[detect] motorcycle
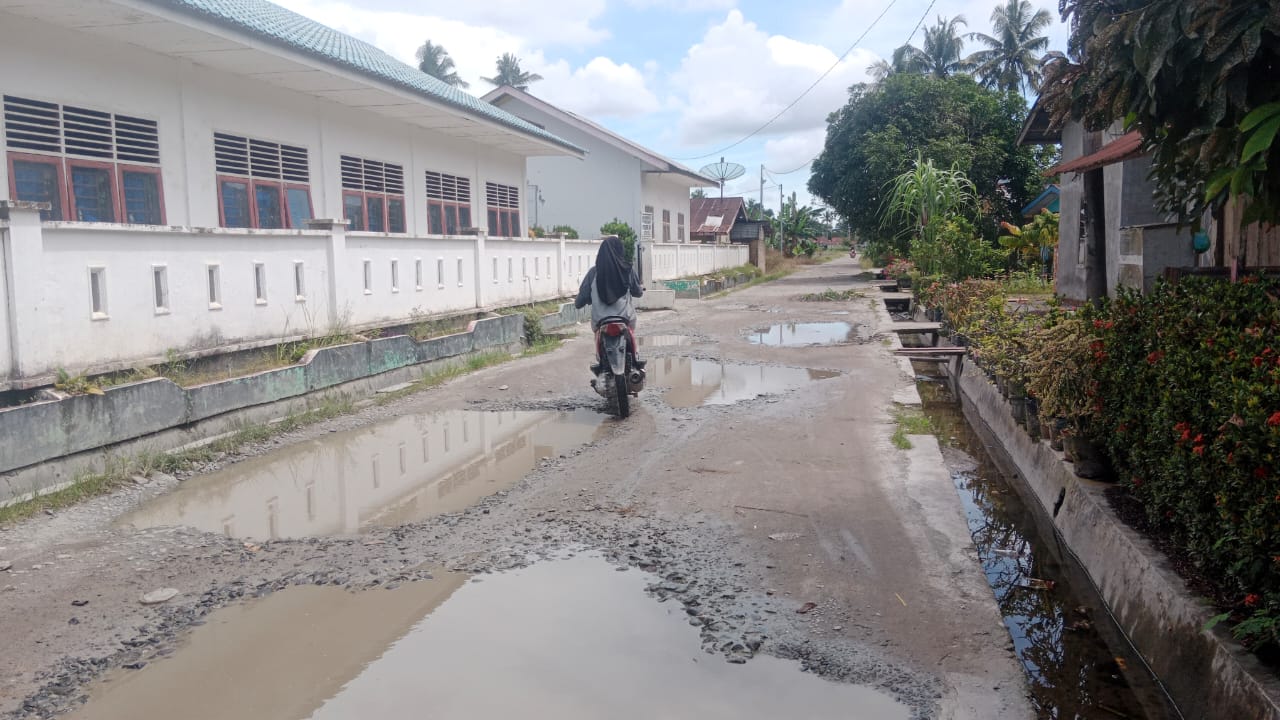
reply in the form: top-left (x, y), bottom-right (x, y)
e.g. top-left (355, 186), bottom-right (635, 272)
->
top-left (589, 316), bottom-right (645, 418)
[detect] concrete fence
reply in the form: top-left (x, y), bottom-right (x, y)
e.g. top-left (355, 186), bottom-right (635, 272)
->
top-left (649, 242), bottom-right (749, 281)
top-left (0, 202), bottom-right (746, 389)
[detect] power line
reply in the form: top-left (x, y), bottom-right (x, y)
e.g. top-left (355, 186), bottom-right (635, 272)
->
top-left (669, 0), bottom-right (902, 162)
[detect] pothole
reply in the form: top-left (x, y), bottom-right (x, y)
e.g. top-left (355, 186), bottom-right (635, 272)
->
top-left (66, 555), bottom-right (908, 720)
top-left (639, 334), bottom-right (695, 347)
top-left (747, 322), bottom-right (863, 347)
top-left (648, 357), bottom-right (838, 408)
top-left (119, 409), bottom-right (606, 540)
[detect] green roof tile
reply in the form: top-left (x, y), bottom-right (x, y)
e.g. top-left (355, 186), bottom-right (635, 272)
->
top-left (156, 0), bottom-right (582, 154)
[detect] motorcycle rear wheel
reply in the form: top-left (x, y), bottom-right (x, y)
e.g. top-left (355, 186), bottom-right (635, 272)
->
top-left (614, 372), bottom-right (630, 418)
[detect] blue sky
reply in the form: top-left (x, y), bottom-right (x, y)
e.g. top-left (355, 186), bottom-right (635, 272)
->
top-left (275, 0), bottom-right (1071, 211)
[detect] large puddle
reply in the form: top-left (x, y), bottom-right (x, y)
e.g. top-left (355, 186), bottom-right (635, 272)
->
top-left (68, 555), bottom-right (909, 720)
top-left (916, 380), bottom-right (1177, 719)
top-left (639, 334), bottom-right (695, 347)
top-left (748, 322), bottom-right (861, 347)
top-left (120, 409), bottom-right (606, 540)
top-left (648, 357), bottom-right (838, 408)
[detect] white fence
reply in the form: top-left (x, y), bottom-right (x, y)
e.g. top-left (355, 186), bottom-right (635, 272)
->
top-left (0, 205), bottom-right (750, 387)
top-left (649, 243), bottom-right (748, 281)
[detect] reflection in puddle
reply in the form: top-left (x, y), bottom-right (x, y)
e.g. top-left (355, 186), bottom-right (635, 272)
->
top-left (121, 409), bottom-right (606, 539)
top-left (639, 334), bottom-right (694, 347)
top-left (649, 357), bottom-right (838, 408)
top-left (69, 556), bottom-right (909, 720)
top-left (917, 382), bottom-right (1176, 719)
top-left (748, 322), bottom-right (860, 346)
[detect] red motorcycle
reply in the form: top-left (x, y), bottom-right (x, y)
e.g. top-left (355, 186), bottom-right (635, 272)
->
top-left (590, 317), bottom-right (645, 418)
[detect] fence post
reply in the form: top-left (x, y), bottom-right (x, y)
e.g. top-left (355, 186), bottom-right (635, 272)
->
top-left (474, 230), bottom-right (488, 309)
top-left (1, 201), bottom-right (48, 379)
top-left (306, 218), bottom-right (348, 330)
top-left (556, 235), bottom-right (568, 296)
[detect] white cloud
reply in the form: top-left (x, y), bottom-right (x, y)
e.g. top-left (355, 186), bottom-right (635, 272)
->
top-left (668, 10), bottom-right (875, 148)
top-left (763, 128), bottom-right (826, 175)
top-left (625, 0), bottom-right (737, 11)
top-left (534, 57), bottom-right (660, 119)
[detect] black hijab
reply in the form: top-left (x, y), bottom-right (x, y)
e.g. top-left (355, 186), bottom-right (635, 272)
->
top-left (595, 235), bottom-right (632, 306)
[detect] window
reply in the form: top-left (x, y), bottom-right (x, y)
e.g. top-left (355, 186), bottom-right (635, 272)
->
top-left (641, 205), bottom-right (654, 241)
top-left (534, 257), bottom-right (540, 279)
top-left (253, 262), bottom-right (267, 304)
top-left (485, 182), bottom-right (520, 238)
top-left (390, 259), bottom-right (400, 293)
top-left (363, 260), bottom-right (373, 294)
top-left (508, 257), bottom-right (514, 283)
top-left (415, 258), bottom-right (424, 290)
top-left (457, 258), bottom-right (464, 287)
top-left (492, 257), bottom-right (499, 283)
top-left (294, 261), bottom-right (306, 301)
top-left (425, 171), bottom-right (471, 235)
top-left (207, 264), bottom-right (222, 309)
top-left (437, 258), bottom-right (445, 288)
top-left (152, 265), bottom-right (169, 313)
top-left (214, 132), bottom-right (310, 229)
top-left (662, 209), bottom-right (671, 242)
top-left (678, 212), bottom-right (686, 241)
top-left (341, 155), bottom-right (405, 232)
top-left (522, 257), bottom-right (527, 279)
top-left (3, 95), bottom-right (164, 224)
top-left (88, 266), bottom-right (107, 318)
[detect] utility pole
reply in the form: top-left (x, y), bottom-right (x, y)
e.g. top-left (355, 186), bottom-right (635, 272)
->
top-left (778, 183), bottom-right (784, 250)
top-left (758, 165), bottom-right (764, 215)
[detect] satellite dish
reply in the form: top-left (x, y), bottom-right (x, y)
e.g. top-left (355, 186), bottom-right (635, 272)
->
top-left (698, 157), bottom-right (746, 198)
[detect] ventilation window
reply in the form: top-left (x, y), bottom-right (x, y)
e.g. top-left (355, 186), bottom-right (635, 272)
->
top-left (88, 266), bottom-right (108, 319)
top-left (214, 132), bottom-right (311, 229)
top-left (152, 265), bottom-right (169, 314)
top-left (485, 182), bottom-right (520, 237)
top-left (341, 155), bottom-right (405, 232)
top-left (3, 95), bottom-right (164, 223)
top-left (415, 258), bottom-right (424, 291)
top-left (493, 257), bottom-right (499, 283)
top-left (437, 258), bottom-right (445, 288)
top-left (363, 259), bottom-right (373, 294)
top-left (294, 261), bottom-right (305, 301)
top-left (508, 257), bottom-right (514, 283)
top-left (207, 264), bottom-right (222, 309)
top-left (457, 258), bottom-right (464, 287)
top-left (390, 259), bottom-right (400, 293)
top-left (253, 262), bottom-right (267, 304)
top-left (425, 171), bottom-right (471, 235)
top-left (534, 256), bottom-right (541, 279)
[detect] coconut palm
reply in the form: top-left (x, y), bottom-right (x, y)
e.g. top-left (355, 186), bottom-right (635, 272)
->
top-left (966, 0), bottom-right (1053, 94)
top-left (481, 53), bottom-right (543, 90)
top-left (415, 41), bottom-right (468, 89)
top-left (901, 16), bottom-right (971, 79)
top-left (867, 46), bottom-right (915, 83)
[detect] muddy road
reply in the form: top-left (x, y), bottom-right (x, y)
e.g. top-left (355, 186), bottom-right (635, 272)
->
top-left (0, 257), bottom-right (1031, 719)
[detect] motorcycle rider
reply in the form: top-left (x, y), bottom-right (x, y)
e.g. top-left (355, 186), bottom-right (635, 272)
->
top-left (575, 234), bottom-right (645, 369)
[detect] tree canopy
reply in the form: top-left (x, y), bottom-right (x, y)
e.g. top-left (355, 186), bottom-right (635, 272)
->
top-left (808, 73), bottom-right (1043, 252)
top-left (1042, 0), bottom-right (1280, 226)
top-left (482, 53), bottom-right (543, 91)
top-left (416, 41), bottom-right (468, 88)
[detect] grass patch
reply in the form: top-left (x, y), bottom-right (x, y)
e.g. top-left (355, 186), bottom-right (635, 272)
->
top-left (799, 288), bottom-right (867, 302)
top-left (0, 397), bottom-right (354, 526)
top-left (891, 408), bottom-right (933, 450)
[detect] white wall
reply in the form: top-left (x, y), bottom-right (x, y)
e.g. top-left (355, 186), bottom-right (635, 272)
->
top-left (641, 174), bottom-right (695, 243)
top-left (0, 15), bottom-right (527, 238)
top-left (650, 243), bottom-right (749, 281)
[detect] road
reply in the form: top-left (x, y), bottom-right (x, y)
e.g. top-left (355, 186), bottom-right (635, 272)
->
top-left (0, 257), bottom-right (1031, 719)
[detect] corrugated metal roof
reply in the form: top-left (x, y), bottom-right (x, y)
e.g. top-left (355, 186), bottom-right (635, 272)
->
top-left (691, 197), bottom-right (745, 234)
top-left (1048, 131), bottom-right (1144, 175)
top-left (157, 0), bottom-right (582, 154)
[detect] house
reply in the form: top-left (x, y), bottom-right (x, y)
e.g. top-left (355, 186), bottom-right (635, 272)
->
top-left (0, 0), bottom-right (598, 387)
top-left (1021, 185), bottom-right (1060, 218)
top-left (481, 86), bottom-right (715, 243)
top-left (689, 196), bottom-right (771, 245)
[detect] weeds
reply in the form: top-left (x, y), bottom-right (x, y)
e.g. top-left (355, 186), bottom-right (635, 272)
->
top-left (891, 408), bottom-right (933, 450)
top-left (799, 288), bottom-right (866, 302)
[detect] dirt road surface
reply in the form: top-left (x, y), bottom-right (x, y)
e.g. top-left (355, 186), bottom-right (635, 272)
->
top-left (0, 257), bottom-right (1031, 719)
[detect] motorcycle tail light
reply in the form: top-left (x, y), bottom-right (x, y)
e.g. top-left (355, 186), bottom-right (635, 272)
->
top-left (604, 323), bottom-right (624, 337)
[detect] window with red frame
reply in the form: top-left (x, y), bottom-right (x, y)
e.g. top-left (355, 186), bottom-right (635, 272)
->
top-left (662, 209), bottom-right (671, 242)
top-left (341, 155), bottom-right (405, 233)
top-left (213, 132), bottom-right (311, 229)
top-left (425, 171), bottom-right (472, 235)
top-left (485, 181), bottom-right (520, 238)
top-left (678, 212), bottom-right (686, 241)
top-left (4, 95), bottom-right (164, 224)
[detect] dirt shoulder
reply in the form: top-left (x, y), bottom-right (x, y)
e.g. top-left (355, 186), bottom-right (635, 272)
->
top-left (0, 257), bottom-right (1029, 720)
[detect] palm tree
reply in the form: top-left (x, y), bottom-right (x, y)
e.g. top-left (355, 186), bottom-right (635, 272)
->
top-left (780, 193), bottom-right (820, 255)
top-left (691, 188), bottom-right (707, 199)
top-left (901, 15), bottom-right (971, 78)
top-left (481, 53), bottom-right (543, 90)
top-left (867, 46), bottom-right (915, 83)
top-left (416, 41), bottom-right (468, 89)
top-left (966, 0), bottom-right (1052, 94)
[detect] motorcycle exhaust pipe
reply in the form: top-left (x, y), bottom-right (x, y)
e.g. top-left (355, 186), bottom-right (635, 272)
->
top-left (628, 369), bottom-right (646, 390)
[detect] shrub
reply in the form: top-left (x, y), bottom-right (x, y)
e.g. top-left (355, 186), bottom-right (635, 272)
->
top-left (600, 219), bottom-right (637, 262)
top-left (551, 224), bottom-right (579, 239)
top-left (883, 258), bottom-right (915, 278)
top-left (529, 225), bottom-right (547, 238)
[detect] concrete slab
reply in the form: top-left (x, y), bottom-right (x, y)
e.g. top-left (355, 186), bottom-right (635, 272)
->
top-left (376, 382), bottom-right (414, 394)
top-left (637, 289), bottom-right (676, 310)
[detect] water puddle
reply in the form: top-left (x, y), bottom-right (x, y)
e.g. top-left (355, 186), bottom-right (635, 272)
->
top-left (648, 357), bottom-right (838, 407)
top-left (639, 334), bottom-right (695, 347)
top-left (917, 381), bottom-right (1177, 719)
top-left (69, 556), bottom-right (909, 720)
top-left (747, 322), bottom-right (861, 347)
top-left (120, 409), bottom-right (606, 540)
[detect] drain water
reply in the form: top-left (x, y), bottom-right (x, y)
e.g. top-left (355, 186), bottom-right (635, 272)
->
top-left (68, 556), bottom-right (909, 720)
top-left (747, 322), bottom-right (860, 347)
top-left (121, 409), bottom-right (606, 540)
top-left (647, 357), bottom-right (838, 407)
top-left (917, 381), bottom-right (1177, 719)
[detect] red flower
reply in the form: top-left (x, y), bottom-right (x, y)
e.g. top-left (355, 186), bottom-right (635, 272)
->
top-left (1193, 444), bottom-right (1206, 456)
top-left (1131, 477), bottom-right (1144, 487)
top-left (1254, 356), bottom-right (1265, 368)
top-left (1180, 429), bottom-right (1192, 442)
top-left (1244, 593), bottom-right (1261, 607)
top-left (1267, 411), bottom-right (1280, 427)
top-left (1257, 467), bottom-right (1270, 480)
top-left (1227, 452), bottom-right (1234, 464)
top-left (1090, 340), bottom-right (1105, 352)
top-left (1147, 350), bottom-right (1165, 365)
top-left (1206, 337), bottom-right (1215, 347)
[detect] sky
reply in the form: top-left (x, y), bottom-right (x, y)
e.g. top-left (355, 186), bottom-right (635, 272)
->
top-left (273, 0), bottom-right (1072, 213)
